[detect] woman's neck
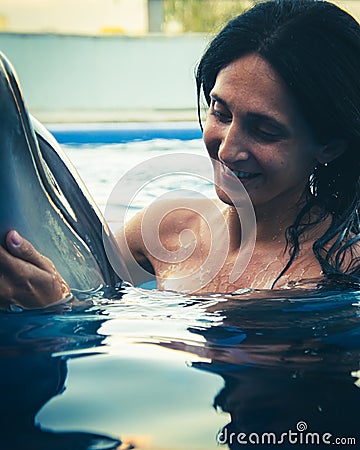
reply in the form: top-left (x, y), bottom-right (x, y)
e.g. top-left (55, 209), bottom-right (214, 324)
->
top-left (225, 203), bottom-right (296, 246)
top-left (225, 199), bottom-right (329, 249)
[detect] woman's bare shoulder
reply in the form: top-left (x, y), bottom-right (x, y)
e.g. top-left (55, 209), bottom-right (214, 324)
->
top-left (140, 197), bottom-right (223, 228)
top-left (120, 197), bottom-right (223, 254)
top-left (349, 237), bottom-right (360, 262)
top-left (335, 234), bottom-right (360, 274)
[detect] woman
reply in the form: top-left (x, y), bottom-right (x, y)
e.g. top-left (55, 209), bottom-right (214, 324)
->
top-left (1, 0), bottom-right (360, 308)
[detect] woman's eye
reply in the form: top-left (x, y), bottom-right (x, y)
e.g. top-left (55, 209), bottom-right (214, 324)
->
top-left (210, 98), bottom-right (232, 123)
top-left (256, 128), bottom-right (279, 140)
top-left (210, 102), bottom-right (232, 123)
top-left (250, 123), bottom-right (282, 142)
top-left (211, 109), bottom-right (232, 123)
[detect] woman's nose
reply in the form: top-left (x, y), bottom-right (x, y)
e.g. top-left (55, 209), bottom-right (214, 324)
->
top-left (218, 122), bottom-right (250, 164)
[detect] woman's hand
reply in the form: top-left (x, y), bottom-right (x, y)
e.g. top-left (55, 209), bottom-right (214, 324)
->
top-left (0, 230), bottom-right (71, 311)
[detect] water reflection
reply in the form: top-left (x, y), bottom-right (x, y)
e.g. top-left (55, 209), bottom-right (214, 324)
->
top-left (156, 286), bottom-right (360, 448)
top-left (0, 286), bottom-right (359, 449)
top-left (0, 306), bottom-right (121, 450)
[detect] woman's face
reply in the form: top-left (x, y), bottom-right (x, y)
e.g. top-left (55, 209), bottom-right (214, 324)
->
top-left (203, 54), bottom-right (323, 210)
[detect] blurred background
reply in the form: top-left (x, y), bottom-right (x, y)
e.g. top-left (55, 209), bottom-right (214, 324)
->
top-left (0, 0), bottom-right (359, 123)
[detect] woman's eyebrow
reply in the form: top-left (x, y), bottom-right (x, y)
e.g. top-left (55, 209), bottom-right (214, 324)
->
top-left (209, 93), bottom-right (229, 108)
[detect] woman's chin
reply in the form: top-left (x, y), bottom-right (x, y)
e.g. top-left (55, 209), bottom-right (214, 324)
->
top-left (215, 185), bottom-right (256, 209)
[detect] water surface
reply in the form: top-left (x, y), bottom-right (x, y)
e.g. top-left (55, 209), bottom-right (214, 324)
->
top-left (1, 139), bottom-right (359, 449)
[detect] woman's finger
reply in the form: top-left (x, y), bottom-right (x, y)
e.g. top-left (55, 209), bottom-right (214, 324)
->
top-left (5, 230), bottom-right (53, 272)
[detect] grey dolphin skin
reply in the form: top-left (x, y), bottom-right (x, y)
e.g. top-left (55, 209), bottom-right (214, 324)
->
top-left (0, 51), bottom-right (123, 291)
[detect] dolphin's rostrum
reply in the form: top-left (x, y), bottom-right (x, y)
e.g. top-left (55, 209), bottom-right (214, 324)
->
top-left (0, 52), bottom-right (123, 292)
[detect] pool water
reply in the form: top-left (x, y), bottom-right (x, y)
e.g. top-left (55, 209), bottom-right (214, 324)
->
top-left (1, 139), bottom-right (360, 450)
top-left (63, 138), bottom-right (213, 218)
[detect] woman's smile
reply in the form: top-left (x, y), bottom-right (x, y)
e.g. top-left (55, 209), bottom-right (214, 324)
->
top-left (219, 163), bottom-right (261, 194)
top-left (223, 164), bottom-right (261, 179)
top-left (203, 53), bottom-right (323, 210)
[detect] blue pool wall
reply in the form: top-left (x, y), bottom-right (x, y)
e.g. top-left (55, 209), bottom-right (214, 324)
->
top-left (48, 122), bottom-right (202, 144)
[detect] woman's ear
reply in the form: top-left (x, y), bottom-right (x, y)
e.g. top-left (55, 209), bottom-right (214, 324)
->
top-left (316, 139), bottom-right (347, 165)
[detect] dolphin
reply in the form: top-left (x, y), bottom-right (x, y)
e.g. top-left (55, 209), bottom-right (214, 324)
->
top-left (0, 51), bottom-right (123, 291)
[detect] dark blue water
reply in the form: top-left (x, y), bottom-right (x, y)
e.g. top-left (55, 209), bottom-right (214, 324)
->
top-left (1, 284), bottom-right (359, 449)
top-left (1, 137), bottom-right (359, 449)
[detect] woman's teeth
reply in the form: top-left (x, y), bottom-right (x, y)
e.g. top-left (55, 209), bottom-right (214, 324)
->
top-left (233, 170), bottom-right (258, 178)
top-left (225, 166), bottom-right (259, 179)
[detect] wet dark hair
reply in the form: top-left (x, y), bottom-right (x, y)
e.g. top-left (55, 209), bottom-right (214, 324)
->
top-left (196, 0), bottom-right (360, 286)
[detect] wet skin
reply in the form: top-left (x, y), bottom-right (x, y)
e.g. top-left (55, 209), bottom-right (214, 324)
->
top-left (121, 54), bottom-right (346, 292)
top-left (203, 54), bottom-right (323, 212)
top-left (0, 54), bottom-right (349, 306)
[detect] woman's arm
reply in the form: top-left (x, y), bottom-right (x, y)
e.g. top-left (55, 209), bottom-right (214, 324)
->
top-left (116, 209), bottom-right (156, 287)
